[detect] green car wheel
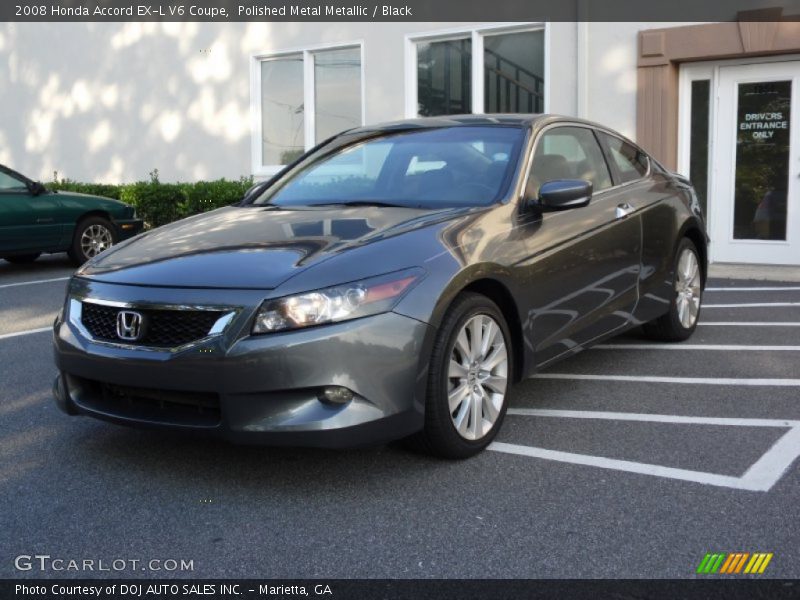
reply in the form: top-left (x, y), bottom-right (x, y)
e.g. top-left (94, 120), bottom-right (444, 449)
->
top-left (68, 216), bottom-right (117, 265)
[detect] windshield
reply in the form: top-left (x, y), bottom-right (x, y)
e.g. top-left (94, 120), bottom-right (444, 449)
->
top-left (252, 126), bottom-right (525, 209)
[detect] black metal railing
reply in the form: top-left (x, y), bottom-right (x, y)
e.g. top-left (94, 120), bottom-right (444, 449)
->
top-left (416, 41), bottom-right (545, 116)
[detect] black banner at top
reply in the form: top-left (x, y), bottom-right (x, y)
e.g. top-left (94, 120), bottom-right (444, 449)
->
top-left (3, 0), bottom-right (800, 22)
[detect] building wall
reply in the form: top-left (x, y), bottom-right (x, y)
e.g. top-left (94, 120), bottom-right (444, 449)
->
top-left (581, 22), bottom-right (695, 141)
top-left (0, 21), bottom-right (583, 183)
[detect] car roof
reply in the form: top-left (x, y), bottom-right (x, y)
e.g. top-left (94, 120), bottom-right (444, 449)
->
top-left (346, 114), bottom-right (608, 134)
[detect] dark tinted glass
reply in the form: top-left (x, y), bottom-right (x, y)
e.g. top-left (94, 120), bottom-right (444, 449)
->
top-left (528, 127), bottom-right (612, 198)
top-left (484, 30), bottom-right (544, 114)
top-left (417, 39), bottom-right (472, 116)
top-left (733, 80), bottom-right (791, 240)
top-left (601, 133), bottom-right (649, 183)
top-left (689, 80), bottom-right (710, 215)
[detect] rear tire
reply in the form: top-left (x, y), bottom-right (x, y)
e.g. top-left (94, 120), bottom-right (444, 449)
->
top-left (408, 292), bottom-right (513, 459)
top-left (3, 253), bottom-right (41, 264)
top-left (643, 237), bottom-right (702, 341)
top-left (68, 216), bottom-right (116, 265)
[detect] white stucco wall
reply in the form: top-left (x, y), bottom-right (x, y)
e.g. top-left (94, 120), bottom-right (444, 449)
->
top-left (0, 21), bottom-right (582, 184)
top-left (581, 22), bottom-right (703, 140)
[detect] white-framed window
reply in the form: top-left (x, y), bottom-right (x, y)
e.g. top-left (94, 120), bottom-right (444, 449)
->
top-left (404, 23), bottom-right (548, 119)
top-left (678, 63), bottom-right (714, 217)
top-left (251, 42), bottom-right (365, 177)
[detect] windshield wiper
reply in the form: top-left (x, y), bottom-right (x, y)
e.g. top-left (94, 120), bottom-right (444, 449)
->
top-left (313, 200), bottom-right (416, 208)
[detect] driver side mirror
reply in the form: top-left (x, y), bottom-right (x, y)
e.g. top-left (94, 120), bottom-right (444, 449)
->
top-left (27, 181), bottom-right (47, 196)
top-left (537, 179), bottom-right (592, 211)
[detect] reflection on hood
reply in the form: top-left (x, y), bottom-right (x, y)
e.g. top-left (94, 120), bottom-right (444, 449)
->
top-left (78, 205), bottom-right (464, 289)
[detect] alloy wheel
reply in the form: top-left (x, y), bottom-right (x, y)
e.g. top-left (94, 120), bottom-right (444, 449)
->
top-left (80, 224), bottom-right (113, 259)
top-left (675, 247), bottom-right (701, 329)
top-left (447, 314), bottom-right (508, 441)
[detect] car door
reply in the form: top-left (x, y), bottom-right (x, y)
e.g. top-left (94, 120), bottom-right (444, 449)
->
top-left (0, 168), bottom-right (63, 253)
top-left (516, 125), bottom-right (642, 366)
top-left (596, 131), bottom-right (673, 292)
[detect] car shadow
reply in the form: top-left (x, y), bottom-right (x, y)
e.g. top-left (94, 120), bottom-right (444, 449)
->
top-left (0, 253), bottom-right (76, 277)
top-left (59, 418), bottom-right (457, 497)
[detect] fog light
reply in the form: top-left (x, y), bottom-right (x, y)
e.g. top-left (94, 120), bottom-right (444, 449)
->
top-left (320, 386), bottom-right (353, 405)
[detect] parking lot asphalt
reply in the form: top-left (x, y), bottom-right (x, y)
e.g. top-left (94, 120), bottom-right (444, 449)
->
top-left (1, 254), bottom-right (799, 579)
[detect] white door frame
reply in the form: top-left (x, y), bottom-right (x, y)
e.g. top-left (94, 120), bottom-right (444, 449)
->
top-left (679, 56), bottom-right (800, 265)
top-left (714, 61), bottom-right (799, 265)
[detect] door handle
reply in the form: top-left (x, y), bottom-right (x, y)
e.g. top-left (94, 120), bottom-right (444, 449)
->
top-left (36, 217), bottom-right (55, 223)
top-left (615, 203), bottom-right (634, 219)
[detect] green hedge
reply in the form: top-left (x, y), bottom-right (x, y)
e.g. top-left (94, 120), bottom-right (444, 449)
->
top-left (48, 172), bottom-right (254, 229)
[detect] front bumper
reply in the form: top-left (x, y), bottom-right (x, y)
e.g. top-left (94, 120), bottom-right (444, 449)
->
top-left (114, 218), bottom-right (144, 241)
top-left (53, 281), bottom-right (433, 447)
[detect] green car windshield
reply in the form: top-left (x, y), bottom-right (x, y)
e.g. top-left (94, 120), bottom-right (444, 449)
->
top-left (252, 126), bottom-right (525, 209)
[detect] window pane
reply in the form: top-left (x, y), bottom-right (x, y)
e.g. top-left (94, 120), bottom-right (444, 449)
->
top-left (417, 38), bottom-right (472, 116)
top-left (733, 80), bottom-right (791, 241)
top-left (601, 134), bottom-right (648, 184)
top-left (528, 127), bottom-right (611, 198)
top-left (261, 55), bottom-right (304, 166)
top-left (689, 80), bottom-right (710, 215)
top-left (314, 47), bottom-right (362, 143)
top-left (0, 171), bottom-right (26, 190)
top-left (484, 30), bottom-right (545, 114)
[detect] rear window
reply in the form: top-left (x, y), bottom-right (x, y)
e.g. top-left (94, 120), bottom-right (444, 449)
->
top-left (600, 133), bottom-right (649, 184)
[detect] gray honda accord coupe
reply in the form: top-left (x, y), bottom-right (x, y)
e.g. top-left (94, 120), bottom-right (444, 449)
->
top-left (53, 115), bottom-right (707, 458)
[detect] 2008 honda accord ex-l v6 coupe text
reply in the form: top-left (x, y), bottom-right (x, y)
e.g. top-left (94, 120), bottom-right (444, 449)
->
top-left (53, 115), bottom-right (708, 458)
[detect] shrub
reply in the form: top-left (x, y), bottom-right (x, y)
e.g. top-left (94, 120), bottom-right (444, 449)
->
top-left (46, 173), bottom-right (254, 229)
top-left (180, 177), bottom-right (254, 218)
top-left (48, 178), bottom-right (124, 200)
top-left (120, 181), bottom-right (186, 228)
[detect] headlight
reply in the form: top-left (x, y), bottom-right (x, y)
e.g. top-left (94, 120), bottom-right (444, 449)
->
top-left (252, 269), bottom-right (423, 334)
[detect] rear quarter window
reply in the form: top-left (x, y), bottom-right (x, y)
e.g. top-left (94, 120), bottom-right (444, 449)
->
top-left (600, 133), bottom-right (649, 184)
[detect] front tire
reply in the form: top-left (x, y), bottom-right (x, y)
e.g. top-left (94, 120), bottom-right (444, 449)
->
top-left (411, 293), bottom-right (512, 458)
top-left (68, 216), bottom-right (116, 265)
top-left (3, 253), bottom-right (41, 264)
top-left (643, 237), bottom-right (702, 341)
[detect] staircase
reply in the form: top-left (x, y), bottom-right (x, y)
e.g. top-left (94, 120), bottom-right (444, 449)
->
top-left (417, 41), bottom-right (544, 116)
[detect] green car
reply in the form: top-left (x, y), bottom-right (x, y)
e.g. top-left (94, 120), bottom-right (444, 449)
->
top-left (0, 164), bottom-right (143, 265)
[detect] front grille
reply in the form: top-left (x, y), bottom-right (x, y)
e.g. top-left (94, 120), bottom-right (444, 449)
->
top-left (81, 302), bottom-right (226, 348)
top-left (68, 376), bottom-right (221, 427)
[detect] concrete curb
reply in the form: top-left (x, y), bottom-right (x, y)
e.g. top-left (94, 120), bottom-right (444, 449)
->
top-left (709, 263), bottom-right (800, 283)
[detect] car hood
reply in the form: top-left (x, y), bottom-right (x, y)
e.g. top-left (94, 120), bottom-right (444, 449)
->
top-left (77, 205), bottom-right (465, 289)
top-left (56, 191), bottom-right (129, 209)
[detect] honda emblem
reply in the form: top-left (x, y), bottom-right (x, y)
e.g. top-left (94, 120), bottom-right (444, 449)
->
top-left (116, 310), bottom-right (144, 341)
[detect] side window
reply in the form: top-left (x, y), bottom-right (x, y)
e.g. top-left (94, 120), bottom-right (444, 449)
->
top-left (526, 126), bottom-right (612, 199)
top-left (0, 171), bottom-right (27, 192)
top-left (600, 133), bottom-right (649, 184)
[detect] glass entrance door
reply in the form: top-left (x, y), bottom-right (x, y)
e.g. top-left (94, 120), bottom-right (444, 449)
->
top-left (713, 62), bottom-right (800, 265)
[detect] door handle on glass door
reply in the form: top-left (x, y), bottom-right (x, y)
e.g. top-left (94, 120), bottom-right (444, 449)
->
top-left (616, 203), bottom-right (634, 219)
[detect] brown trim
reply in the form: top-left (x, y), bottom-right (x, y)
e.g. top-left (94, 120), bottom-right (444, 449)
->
top-left (636, 8), bottom-right (800, 169)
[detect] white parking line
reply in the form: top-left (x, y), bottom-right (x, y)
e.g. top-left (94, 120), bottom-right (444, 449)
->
top-left (0, 327), bottom-right (52, 341)
top-left (706, 287), bottom-right (800, 292)
top-left (704, 302), bottom-right (800, 308)
top-left (0, 276), bottom-right (70, 290)
top-left (491, 409), bottom-right (800, 491)
top-left (532, 373), bottom-right (800, 386)
top-left (489, 442), bottom-right (748, 489)
top-left (506, 408), bottom-right (799, 428)
top-left (699, 322), bottom-right (800, 327)
top-left (594, 343), bottom-right (800, 352)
